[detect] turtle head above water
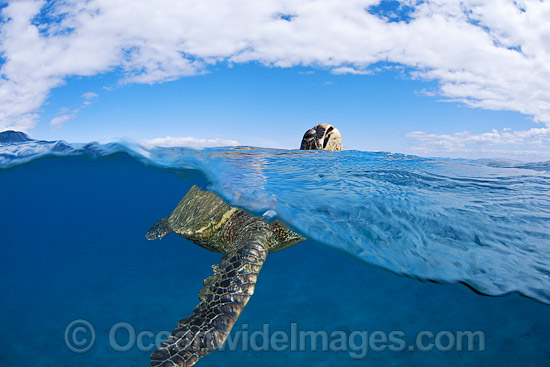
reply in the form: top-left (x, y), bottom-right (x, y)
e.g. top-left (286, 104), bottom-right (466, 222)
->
top-left (300, 123), bottom-right (343, 151)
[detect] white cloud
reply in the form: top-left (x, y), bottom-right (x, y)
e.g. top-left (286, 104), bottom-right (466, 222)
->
top-left (1, 0), bottom-right (550, 141)
top-left (48, 91), bottom-right (98, 129)
top-left (81, 91), bottom-right (98, 101)
top-left (406, 127), bottom-right (550, 160)
top-left (141, 136), bottom-right (239, 149)
top-left (331, 66), bottom-right (372, 75)
top-left (49, 105), bottom-right (79, 130)
top-left (81, 91), bottom-right (99, 107)
top-left (82, 92), bottom-right (98, 99)
top-left (408, 127), bottom-right (550, 148)
top-left (50, 112), bottom-right (77, 128)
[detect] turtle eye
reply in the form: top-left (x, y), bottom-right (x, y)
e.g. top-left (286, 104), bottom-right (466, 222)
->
top-left (303, 129), bottom-right (315, 139)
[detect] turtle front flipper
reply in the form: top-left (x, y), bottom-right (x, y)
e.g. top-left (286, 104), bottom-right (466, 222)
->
top-left (151, 232), bottom-right (269, 367)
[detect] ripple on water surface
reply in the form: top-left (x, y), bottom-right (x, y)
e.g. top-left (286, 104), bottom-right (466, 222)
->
top-left (1, 132), bottom-right (549, 304)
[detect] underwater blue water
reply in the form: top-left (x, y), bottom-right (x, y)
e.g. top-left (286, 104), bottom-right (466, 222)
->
top-left (1, 131), bottom-right (549, 366)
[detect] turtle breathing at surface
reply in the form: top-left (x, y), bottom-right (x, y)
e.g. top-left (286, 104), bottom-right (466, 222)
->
top-left (146, 124), bottom-right (343, 367)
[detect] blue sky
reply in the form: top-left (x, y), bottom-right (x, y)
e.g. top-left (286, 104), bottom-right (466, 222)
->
top-left (1, 0), bottom-right (549, 160)
top-left (33, 63), bottom-right (532, 154)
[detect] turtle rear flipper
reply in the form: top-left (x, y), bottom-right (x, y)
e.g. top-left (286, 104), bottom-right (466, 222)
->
top-left (146, 217), bottom-right (173, 240)
top-left (151, 233), bottom-right (268, 367)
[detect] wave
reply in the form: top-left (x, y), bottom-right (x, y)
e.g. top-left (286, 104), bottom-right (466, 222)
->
top-left (2, 131), bottom-right (549, 304)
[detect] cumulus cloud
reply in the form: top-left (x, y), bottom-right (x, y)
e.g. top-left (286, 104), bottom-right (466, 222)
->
top-left (1, 0), bottom-right (550, 142)
top-left (141, 136), bottom-right (239, 149)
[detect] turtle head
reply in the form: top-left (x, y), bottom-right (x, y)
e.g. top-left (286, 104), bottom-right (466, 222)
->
top-left (145, 217), bottom-right (173, 240)
top-left (267, 222), bottom-right (306, 252)
top-left (300, 123), bottom-right (343, 151)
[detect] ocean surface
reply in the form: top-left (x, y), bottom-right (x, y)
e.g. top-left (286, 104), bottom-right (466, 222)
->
top-left (1, 131), bottom-right (549, 366)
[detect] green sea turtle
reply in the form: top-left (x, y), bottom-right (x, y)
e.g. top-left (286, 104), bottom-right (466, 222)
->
top-left (147, 124), bottom-right (342, 367)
